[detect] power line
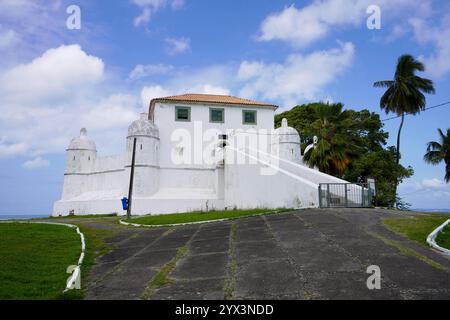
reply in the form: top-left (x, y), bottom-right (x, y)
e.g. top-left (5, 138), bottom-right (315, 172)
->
top-left (399, 188), bottom-right (430, 197)
top-left (381, 101), bottom-right (450, 122)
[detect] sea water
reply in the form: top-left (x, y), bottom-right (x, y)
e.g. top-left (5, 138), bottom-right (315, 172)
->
top-left (0, 214), bottom-right (50, 221)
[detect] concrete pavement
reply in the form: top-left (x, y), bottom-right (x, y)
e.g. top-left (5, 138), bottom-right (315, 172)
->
top-left (81, 209), bottom-right (450, 300)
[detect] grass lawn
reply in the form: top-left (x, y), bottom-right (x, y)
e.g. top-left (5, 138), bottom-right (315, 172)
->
top-left (37, 214), bottom-right (118, 220)
top-left (384, 214), bottom-right (450, 249)
top-left (436, 223), bottom-right (450, 250)
top-left (126, 208), bottom-right (284, 226)
top-left (0, 223), bottom-right (81, 300)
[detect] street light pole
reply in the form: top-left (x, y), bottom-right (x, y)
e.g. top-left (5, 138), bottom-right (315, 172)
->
top-left (127, 138), bottom-right (137, 219)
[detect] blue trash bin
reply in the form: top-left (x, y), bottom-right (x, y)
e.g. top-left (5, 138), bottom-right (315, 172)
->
top-left (121, 197), bottom-right (128, 210)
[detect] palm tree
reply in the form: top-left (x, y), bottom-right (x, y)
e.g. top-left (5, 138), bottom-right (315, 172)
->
top-left (303, 103), bottom-right (361, 176)
top-left (374, 55), bottom-right (435, 165)
top-left (424, 128), bottom-right (450, 183)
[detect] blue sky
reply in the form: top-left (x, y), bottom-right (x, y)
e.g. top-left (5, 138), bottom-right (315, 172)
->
top-left (0, 0), bottom-right (449, 215)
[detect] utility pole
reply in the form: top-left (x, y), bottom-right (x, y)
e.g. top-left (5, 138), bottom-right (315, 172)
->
top-left (127, 138), bottom-right (137, 219)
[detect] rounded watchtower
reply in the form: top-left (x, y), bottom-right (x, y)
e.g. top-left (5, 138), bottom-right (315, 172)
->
top-left (66, 128), bottom-right (97, 174)
top-left (271, 118), bottom-right (301, 162)
top-left (126, 113), bottom-right (160, 197)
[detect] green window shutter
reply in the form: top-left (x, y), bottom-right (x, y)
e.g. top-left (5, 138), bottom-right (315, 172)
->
top-left (210, 108), bottom-right (224, 123)
top-left (175, 107), bottom-right (191, 122)
top-left (243, 110), bottom-right (257, 125)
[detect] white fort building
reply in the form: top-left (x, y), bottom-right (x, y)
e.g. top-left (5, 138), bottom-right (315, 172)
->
top-left (53, 94), bottom-right (352, 216)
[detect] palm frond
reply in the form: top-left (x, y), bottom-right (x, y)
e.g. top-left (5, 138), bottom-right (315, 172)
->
top-left (423, 150), bottom-right (443, 164)
top-left (373, 80), bottom-right (394, 88)
top-left (426, 141), bottom-right (442, 152)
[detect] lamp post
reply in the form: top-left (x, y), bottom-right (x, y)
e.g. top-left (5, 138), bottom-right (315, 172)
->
top-left (127, 138), bottom-right (137, 219)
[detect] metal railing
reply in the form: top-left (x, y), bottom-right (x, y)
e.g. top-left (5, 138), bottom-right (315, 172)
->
top-left (318, 183), bottom-right (373, 208)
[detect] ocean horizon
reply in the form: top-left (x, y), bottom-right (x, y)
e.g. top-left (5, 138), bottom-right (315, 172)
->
top-left (0, 214), bottom-right (50, 221)
top-left (412, 208), bottom-right (450, 214)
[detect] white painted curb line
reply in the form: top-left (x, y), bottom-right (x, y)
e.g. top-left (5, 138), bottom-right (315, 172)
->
top-left (118, 210), bottom-right (297, 228)
top-left (0, 220), bottom-right (85, 292)
top-left (426, 219), bottom-right (450, 256)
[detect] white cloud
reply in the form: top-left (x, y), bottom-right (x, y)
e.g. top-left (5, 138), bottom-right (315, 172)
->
top-left (140, 83), bottom-right (229, 108)
top-left (421, 178), bottom-right (446, 189)
top-left (132, 0), bottom-right (185, 26)
top-left (410, 14), bottom-right (450, 78)
top-left (170, 0), bottom-right (184, 9)
top-left (238, 42), bottom-right (355, 107)
top-left (137, 42), bottom-right (353, 110)
top-left (165, 37), bottom-right (190, 55)
top-left (0, 45), bottom-right (141, 158)
top-left (23, 157), bottom-right (50, 169)
top-left (257, 0), bottom-right (431, 49)
top-left (0, 44), bottom-right (104, 103)
top-left (141, 85), bottom-right (172, 107)
top-left (129, 64), bottom-right (174, 80)
top-left (139, 64), bottom-right (235, 107)
top-left (399, 177), bottom-right (450, 208)
top-left (0, 0), bottom-right (86, 64)
top-left (0, 139), bottom-right (28, 158)
top-left (0, 27), bottom-right (19, 48)
top-left (186, 84), bottom-right (230, 95)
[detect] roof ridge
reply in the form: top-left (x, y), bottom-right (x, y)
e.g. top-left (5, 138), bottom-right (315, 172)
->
top-left (150, 93), bottom-right (278, 109)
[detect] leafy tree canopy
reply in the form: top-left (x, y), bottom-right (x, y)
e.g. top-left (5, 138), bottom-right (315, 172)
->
top-left (275, 102), bottom-right (413, 207)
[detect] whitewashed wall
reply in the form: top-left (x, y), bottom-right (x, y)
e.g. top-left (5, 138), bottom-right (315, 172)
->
top-left (154, 102), bottom-right (275, 169)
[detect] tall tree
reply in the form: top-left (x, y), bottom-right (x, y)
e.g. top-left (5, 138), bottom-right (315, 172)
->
top-left (275, 102), bottom-right (413, 207)
top-left (301, 103), bottom-right (361, 176)
top-left (424, 128), bottom-right (450, 183)
top-left (374, 54), bottom-right (435, 165)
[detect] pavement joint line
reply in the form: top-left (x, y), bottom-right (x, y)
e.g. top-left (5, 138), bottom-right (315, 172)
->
top-left (224, 221), bottom-right (238, 300)
top-left (87, 228), bottom-right (174, 289)
top-left (262, 215), bottom-right (312, 299)
top-left (142, 225), bottom-right (202, 300)
top-left (294, 214), bottom-right (366, 271)
top-left (340, 212), bottom-right (410, 293)
top-left (368, 231), bottom-right (449, 272)
top-left (305, 211), bottom-right (404, 293)
top-left (187, 251), bottom-right (229, 257)
top-left (329, 210), bottom-right (450, 271)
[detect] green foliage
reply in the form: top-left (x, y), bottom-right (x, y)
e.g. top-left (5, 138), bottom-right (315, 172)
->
top-left (374, 55), bottom-right (435, 117)
top-left (424, 128), bottom-right (450, 183)
top-left (373, 54), bottom-right (435, 186)
top-left (275, 102), bottom-right (388, 151)
top-left (343, 147), bottom-right (413, 207)
top-left (275, 102), bottom-right (413, 207)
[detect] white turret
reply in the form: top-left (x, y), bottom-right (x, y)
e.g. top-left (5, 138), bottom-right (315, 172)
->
top-left (66, 128), bottom-right (97, 174)
top-left (126, 113), bottom-right (160, 197)
top-left (272, 118), bottom-right (301, 163)
top-left (62, 128), bottom-right (97, 201)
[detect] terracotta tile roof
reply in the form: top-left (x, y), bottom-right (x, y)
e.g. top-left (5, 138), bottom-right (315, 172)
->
top-left (150, 93), bottom-right (278, 109)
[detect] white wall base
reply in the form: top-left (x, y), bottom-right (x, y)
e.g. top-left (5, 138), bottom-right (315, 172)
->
top-left (53, 198), bottom-right (226, 217)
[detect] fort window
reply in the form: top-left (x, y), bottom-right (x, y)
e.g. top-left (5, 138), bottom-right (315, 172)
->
top-left (243, 110), bottom-right (257, 125)
top-left (175, 106), bottom-right (191, 122)
top-left (210, 108), bottom-right (224, 123)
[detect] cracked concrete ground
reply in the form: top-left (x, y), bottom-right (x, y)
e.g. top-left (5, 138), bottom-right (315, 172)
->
top-left (78, 209), bottom-right (450, 300)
